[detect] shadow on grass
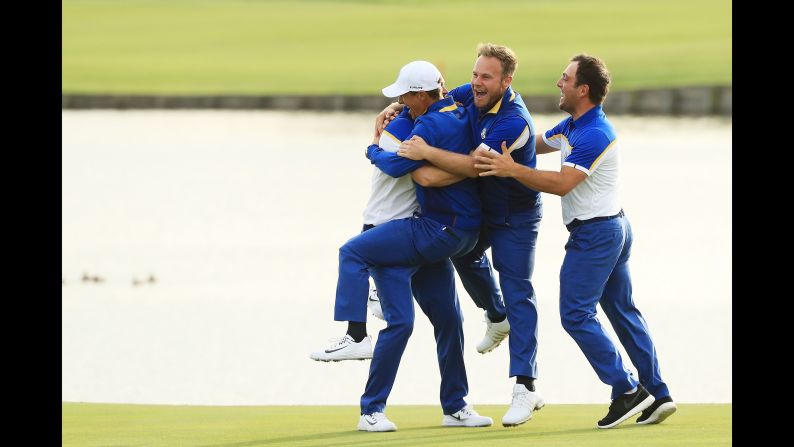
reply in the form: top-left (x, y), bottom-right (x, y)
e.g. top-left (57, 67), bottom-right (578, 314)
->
top-left (197, 423), bottom-right (614, 447)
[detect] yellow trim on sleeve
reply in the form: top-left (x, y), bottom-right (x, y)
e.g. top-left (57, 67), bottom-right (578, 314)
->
top-left (547, 133), bottom-right (563, 141)
top-left (507, 125), bottom-right (529, 151)
top-left (589, 139), bottom-right (617, 169)
top-left (438, 103), bottom-right (458, 113)
top-left (546, 133), bottom-right (570, 145)
top-left (382, 130), bottom-right (402, 144)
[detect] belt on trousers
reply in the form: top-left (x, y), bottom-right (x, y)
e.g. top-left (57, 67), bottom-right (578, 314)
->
top-left (565, 209), bottom-right (624, 232)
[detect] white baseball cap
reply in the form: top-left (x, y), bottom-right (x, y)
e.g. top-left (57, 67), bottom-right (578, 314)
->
top-left (381, 60), bottom-right (443, 98)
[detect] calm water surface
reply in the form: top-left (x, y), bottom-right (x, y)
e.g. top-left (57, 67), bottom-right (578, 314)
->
top-left (62, 110), bottom-right (731, 405)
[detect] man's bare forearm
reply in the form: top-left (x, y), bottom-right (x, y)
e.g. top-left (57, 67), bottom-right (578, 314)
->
top-left (510, 167), bottom-right (575, 196)
top-left (423, 147), bottom-right (479, 178)
top-left (411, 165), bottom-right (465, 187)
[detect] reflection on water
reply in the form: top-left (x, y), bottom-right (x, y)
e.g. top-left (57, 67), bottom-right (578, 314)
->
top-left (62, 111), bottom-right (731, 405)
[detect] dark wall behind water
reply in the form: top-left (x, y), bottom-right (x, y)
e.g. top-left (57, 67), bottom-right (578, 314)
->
top-left (63, 86), bottom-right (731, 116)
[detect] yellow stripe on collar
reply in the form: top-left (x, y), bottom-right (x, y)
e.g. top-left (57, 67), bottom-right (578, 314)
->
top-left (486, 99), bottom-right (502, 114)
top-left (486, 90), bottom-right (513, 115)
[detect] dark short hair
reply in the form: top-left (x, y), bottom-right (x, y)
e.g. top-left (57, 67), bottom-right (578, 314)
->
top-left (423, 88), bottom-right (442, 100)
top-left (571, 54), bottom-right (611, 104)
top-left (407, 88), bottom-right (442, 100)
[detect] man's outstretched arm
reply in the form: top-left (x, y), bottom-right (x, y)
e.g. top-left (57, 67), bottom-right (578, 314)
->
top-left (473, 142), bottom-right (585, 196)
top-left (398, 136), bottom-right (480, 178)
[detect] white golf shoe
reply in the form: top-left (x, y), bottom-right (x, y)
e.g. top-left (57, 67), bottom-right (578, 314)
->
top-left (442, 405), bottom-right (493, 427)
top-left (357, 412), bottom-right (397, 432)
top-left (502, 383), bottom-right (545, 426)
top-left (476, 312), bottom-right (510, 353)
top-left (368, 286), bottom-right (384, 320)
top-left (310, 335), bottom-right (372, 362)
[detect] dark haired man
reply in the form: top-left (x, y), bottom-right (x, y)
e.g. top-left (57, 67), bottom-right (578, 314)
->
top-left (473, 54), bottom-right (676, 429)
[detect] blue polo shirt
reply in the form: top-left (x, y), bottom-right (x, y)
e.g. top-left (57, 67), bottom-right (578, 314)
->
top-left (448, 84), bottom-right (540, 222)
top-left (543, 104), bottom-right (622, 224)
top-left (367, 96), bottom-right (481, 230)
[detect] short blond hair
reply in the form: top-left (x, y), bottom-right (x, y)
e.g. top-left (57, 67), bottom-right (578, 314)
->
top-left (477, 43), bottom-right (518, 79)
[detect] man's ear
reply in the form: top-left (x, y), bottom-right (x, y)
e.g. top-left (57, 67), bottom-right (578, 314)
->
top-left (579, 83), bottom-right (590, 99)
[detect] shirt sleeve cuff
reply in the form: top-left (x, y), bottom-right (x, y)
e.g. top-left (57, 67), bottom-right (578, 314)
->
top-left (562, 161), bottom-right (591, 176)
top-left (366, 144), bottom-right (380, 162)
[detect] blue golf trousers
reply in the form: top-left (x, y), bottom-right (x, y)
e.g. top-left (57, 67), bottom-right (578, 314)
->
top-left (333, 215), bottom-right (479, 415)
top-left (559, 215), bottom-right (670, 400)
top-left (333, 224), bottom-right (376, 323)
top-left (452, 206), bottom-right (542, 379)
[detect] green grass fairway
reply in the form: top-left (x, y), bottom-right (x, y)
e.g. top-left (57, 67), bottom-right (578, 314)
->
top-left (62, 0), bottom-right (731, 95)
top-left (62, 402), bottom-right (731, 446)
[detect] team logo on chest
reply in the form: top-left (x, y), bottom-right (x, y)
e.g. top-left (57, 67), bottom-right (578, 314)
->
top-left (481, 127), bottom-right (487, 139)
